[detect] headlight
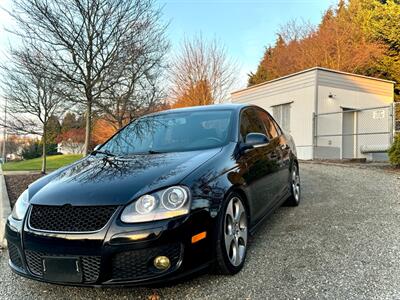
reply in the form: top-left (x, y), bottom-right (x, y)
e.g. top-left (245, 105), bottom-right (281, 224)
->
top-left (162, 187), bottom-right (188, 210)
top-left (12, 189), bottom-right (30, 220)
top-left (121, 186), bottom-right (190, 223)
top-left (135, 195), bottom-right (157, 214)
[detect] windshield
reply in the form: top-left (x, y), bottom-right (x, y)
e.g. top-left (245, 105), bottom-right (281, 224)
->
top-left (100, 110), bottom-right (233, 155)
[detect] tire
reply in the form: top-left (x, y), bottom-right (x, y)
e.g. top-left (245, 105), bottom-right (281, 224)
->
top-left (214, 192), bottom-right (248, 275)
top-left (284, 163), bottom-right (301, 206)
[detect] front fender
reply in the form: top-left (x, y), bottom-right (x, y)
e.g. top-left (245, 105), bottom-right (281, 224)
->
top-left (182, 143), bottom-right (254, 224)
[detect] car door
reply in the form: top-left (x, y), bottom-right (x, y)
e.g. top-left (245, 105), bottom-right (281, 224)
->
top-left (259, 110), bottom-right (291, 201)
top-left (238, 108), bottom-right (281, 223)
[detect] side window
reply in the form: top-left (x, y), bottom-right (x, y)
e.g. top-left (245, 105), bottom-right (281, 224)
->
top-left (258, 110), bottom-right (279, 139)
top-left (240, 108), bottom-right (266, 140)
top-left (270, 118), bottom-right (283, 136)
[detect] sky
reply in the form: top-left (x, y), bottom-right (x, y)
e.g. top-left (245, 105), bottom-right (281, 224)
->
top-left (0, 0), bottom-right (337, 90)
top-left (158, 0), bottom-right (337, 88)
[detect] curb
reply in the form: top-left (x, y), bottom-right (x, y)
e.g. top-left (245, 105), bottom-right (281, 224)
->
top-left (300, 160), bottom-right (399, 174)
top-left (3, 170), bottom-right (43, 176)
top-left (0, 165), bottom-right (11, 249)
top-left (299, 160), bottom-right (354, 168)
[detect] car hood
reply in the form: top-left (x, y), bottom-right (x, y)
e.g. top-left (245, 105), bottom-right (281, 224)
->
top-left (29, 148), bottom-right (222, 206)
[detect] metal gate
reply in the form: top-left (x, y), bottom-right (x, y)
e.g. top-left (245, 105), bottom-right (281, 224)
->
top-left (313, 103), bottom-right (397, 160)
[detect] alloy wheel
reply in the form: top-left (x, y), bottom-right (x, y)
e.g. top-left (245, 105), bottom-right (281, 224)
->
top-left (292, 165), bottom-right (300, 202)
top-left (224, 197), bottom-right (247, 267)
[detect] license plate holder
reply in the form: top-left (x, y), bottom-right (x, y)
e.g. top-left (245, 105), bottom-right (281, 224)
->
top-left (42, 257), bottom-right (83, 283)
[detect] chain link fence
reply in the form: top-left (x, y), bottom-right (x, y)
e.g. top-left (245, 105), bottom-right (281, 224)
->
top-left (395, 101), bottom-right (400, 135)
top-left (314, 104), bottom-right (397, 161)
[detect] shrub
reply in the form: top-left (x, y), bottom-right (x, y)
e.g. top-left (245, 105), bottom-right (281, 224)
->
top-left (21, 142), bottom-right (41, 160)
top-left (21, 142), bottom-right (60, 160)
top-left (388, 134), bottom-right (400, 167)
top-left (46, 143), bottom-right (59, 155)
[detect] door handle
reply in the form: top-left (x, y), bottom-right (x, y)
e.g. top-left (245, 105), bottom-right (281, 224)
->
top-left (280, 144), bottom-right (290, 150)
top-left (270, 153), bottom-right (279, 159)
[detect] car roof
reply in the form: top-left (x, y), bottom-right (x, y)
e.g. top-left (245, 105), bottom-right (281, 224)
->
top-left (147, 103), bottom-right (250, 117)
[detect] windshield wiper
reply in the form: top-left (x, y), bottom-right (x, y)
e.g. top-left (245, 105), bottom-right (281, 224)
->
top-left (91, 149), bottom-right (116, 157)
top-left (92, 149), bottom-right (164, 156)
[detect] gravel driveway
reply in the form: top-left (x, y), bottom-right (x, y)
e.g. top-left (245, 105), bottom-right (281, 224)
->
top-left (1, 163), bottom-right (399, 299)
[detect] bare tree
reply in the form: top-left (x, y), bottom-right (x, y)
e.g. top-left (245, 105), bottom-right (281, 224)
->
top-left (8, 0), bottom-right (169, 154)
top-left (100, 74), bottom-right (166, 130)
top-left (98, 19), bottom-right (169, 130)
top-left (169, 35), bottom-right (237, 107)
top-left (0, 49), bottom-right (64, 173)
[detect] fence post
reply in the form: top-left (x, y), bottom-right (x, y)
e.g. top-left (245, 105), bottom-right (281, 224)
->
top-left (355, 110), bottom-right (358, 159)
top-left (312, 112), bottom-right (317, 159)
top-left (391, 103), bottom-right (395, 143)
top-left (393, 102), bottom-right (399, 139)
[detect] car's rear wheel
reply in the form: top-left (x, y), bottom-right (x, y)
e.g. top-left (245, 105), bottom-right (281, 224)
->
top-left (214, 193), bottom-right (248, 275)
top-left (284, 163), bottom-right (301, 206)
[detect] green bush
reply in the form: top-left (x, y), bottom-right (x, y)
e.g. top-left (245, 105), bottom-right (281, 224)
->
top-left (46, 143), bottom-right (59, 155)
top-left (388, 134), bottom-right (400, 167)
top-left (21, 142), bottom-right (41, 159)
top-left (21, 142), bottom-right (59, 160)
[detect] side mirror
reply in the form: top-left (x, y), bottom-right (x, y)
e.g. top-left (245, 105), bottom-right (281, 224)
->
top-left (244, 133), bottom-right (269, 149)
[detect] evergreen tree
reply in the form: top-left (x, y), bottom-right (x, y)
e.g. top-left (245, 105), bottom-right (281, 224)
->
top-left (61, 112), bottom-right (79, 133)
top-left (45, 115), bottom-right (61, 144)
top-left (357, 0), bottom-right (400, 99)
top-left (248, 0), bottom-right (386, 87)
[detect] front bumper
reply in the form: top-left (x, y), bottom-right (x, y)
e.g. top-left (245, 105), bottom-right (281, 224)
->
top-left (5, 207), bottom-right (214, 287)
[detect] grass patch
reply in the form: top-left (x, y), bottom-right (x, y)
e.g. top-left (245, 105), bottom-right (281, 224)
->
top-left (2, 154), bottom-right (83, 171)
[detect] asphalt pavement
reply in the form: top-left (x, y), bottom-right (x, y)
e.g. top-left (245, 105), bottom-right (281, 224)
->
top-left (0, 163), bottom-right (399, 299)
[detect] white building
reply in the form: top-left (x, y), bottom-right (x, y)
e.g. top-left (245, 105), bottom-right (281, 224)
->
top-left (231, 67), bottom-right (395, 160)
top-left (57, 141), bottom-right (85, 155)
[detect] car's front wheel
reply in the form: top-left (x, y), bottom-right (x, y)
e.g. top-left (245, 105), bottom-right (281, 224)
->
top-left (284, 163), bottom-right (301, 206)
top-left (214, 193), bottom-right (248, 275)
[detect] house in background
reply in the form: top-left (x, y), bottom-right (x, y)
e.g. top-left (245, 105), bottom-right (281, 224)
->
top-left (231, 67), bottom-right (395, 161)
top-left (57, 141), bottom-right (84, 154)
top-left (56, 127), bottom-right (86, 155)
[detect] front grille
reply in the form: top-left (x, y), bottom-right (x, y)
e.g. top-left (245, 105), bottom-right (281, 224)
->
top-left (25, 250), bottom-right (42, 276)
top-left (8, 243), bottom-right (23, 269)
top-left (112, 243), bottom-right (182, 280)
top-left (29, 205), bottom-right (117, 232)
top-left (25, 250), bottom-right (101, 283)
top-left (81, 256), bottom-right (102, 282)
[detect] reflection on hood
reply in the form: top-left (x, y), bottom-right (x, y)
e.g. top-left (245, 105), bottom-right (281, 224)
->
top-left (29, 149), bottom-right (222, 206)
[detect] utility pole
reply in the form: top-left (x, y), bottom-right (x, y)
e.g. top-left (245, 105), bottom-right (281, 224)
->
top-left (2, 98), bottom-right (7, 164)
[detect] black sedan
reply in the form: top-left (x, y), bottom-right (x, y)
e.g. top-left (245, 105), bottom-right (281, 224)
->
top-left (5, 104), bottom-right (300, 286)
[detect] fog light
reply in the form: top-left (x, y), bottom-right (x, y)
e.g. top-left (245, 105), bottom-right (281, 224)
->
top-left (153, 256), bottom-right (171, 270)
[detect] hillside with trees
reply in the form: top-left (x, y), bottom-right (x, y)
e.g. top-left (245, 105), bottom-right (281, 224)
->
top-left (248, 0), bottom-right (400, 100)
